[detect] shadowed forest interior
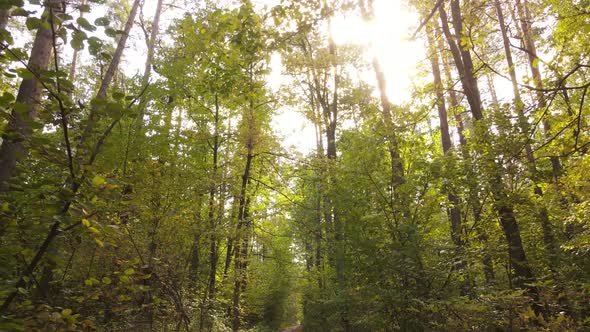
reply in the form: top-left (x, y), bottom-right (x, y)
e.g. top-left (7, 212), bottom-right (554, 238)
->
top-left (0, 0), bottom-right (589, 330)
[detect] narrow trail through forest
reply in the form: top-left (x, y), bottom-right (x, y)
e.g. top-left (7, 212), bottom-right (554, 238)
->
top-left (0, 0), bottom-right (588, 331)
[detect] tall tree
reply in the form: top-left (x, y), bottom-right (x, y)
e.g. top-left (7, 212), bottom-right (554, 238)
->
top-left (494, 0), bottom-right (558, 273)
top-left (0, 0), bottom-right (64, 191)
top-left (78, 0), bottom-right (141, 148)
top-left (439, 1), bottom-right (539, 301)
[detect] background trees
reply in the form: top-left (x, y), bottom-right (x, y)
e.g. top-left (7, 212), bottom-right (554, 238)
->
top-left (0, 0), bottom-right (589, 330)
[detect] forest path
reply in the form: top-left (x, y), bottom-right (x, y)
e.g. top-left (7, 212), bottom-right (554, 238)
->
top-left (281, 325), bottom-right (303, 332)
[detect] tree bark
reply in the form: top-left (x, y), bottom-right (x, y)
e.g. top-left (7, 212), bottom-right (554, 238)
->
top-left (494, 0), bottom-right (558, 273)
top-left (69, 0), bottom-right (85, 81)
top-left (442, 50), bottom-right (495, 286)
top-left (427, 28), bottom-right (468, 291)
top-left (205, 94), bottom-right (221, 328)
top-left (142, 0), bottom-right (163, 86)
top-left (78, 0), bottom-right (141, 147)
top-left (441, 1), bottom-right (539, 301)
top-left (0, 0), bottom-right (63, 191)
top-left (0, 8), bottom-right (9, 30)
top-left (231, 145), bottom-right (253, 332)
top-left (514, 0), bottom-right (562, 178)
top-left (232, 65), bottom-right (257, 331)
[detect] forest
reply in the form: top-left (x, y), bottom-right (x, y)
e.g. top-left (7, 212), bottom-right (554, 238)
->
top-left (0, 0), bottom-right (589, 330)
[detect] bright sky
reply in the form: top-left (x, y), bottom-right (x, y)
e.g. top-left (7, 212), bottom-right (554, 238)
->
top-left (16, 0), bottom-right (422, 155)
top-left (272, 0), bottom-right (422, 154)
top-left (126, 0), bottom-right (422, 155)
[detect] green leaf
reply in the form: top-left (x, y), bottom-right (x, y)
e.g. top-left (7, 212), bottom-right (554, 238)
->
top-left (84, 277), bottom-right (99, 286)
top-left (0, 92), bottom-right (15, 107)
top-left (77, 17), bottom-right (96, 32)
top-left (25, 17), bottom-right (42, 30)
top-left (15, 68), bottom-right (32, 79)
top-left (13, 102), bottom-right (28, 114)
top-left (78, 4), bottom-right (91, 12)
top-left (87, 36), bottom-right (103, 56)
top-left (112, 91), bottom-right (125, 100)
top-left (11, 8), bottom-right (30, 17)
top-left (105, 102), bottom-right (124, 118)
top-left (101, 277), bottom-right (111, 284)
top-left (124, 268), bottom-right (134, 275)
top-left (104, 27), bottom-right (118, 38)
top-left (94, 17), bottom-right (110, 26)
top-left (71, 30), bottom-right (87, 51)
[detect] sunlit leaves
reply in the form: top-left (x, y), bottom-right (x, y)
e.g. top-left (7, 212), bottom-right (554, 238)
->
top-left (71, 30), bottom-right (87, 50)
top-left (94, 16), bottom-right (110, 26)
top-left (76, 17), bottom-right (96, 32)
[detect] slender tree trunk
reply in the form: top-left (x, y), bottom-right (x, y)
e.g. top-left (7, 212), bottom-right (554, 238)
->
top-left (69, 0), bottom-right (85, 81)
top-left (142, 0), bottom-right (163, 87)
top-left (202, 94), bottom-right (221, 331)
top-left (494, 0), bottom-right (558, 273)
top-left (96, 0), bottom-right (140, 99)
top-left (232, 145), bottom-right (253, 332)
top-left (222, 198), bottom-right (239, 285)
top-left (0, 0), bottom-right (63, 191)
top-left (441, 2), bottom-right (539, 302)
top-left (311, 93), bottom-right (324, 289)
top-left (441, 2), bottom-right (483, 121)
top-left (441, 42), bottom-right (495, 286)
top-left (190, 194), bottom-right (205, 284)
top-left (514, 0), bottom-right (562, 178)
top-left (79, 0), bottom-right (141, 147)
top-left (427, 26), bottom-right (469, 291)
top-left (0, 8), bottom-right (9, 30)
top-left (232, 66), bottom-right (258, 331)
top-left (135, 0), bottom-right (163, 132)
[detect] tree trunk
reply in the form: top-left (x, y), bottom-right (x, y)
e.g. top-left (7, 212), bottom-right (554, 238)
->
top-left (231, 146), bottom-right (253, 332)
top-left (0, 0), bottom-right (63, 191)
top-left (135, 0), bottom-right (164, 133)
top-left (441, 1), bottom-right (539, 302)
top-left (142, 0), bottom-right (163, 87)
top-left (203, 94), bottom-right (221, 331)
top-left (69, 0), bottom-right (85, 81)
top-left (427, 26), bottom-right (470, 291)
top-left (0, 8), bottom-right (9, 30)
top-left (514, 0), bottom-right (562, 178)
top-left (79, 0), bottom-right (141, 147)
top-left (440, 29), bottom-right (495, 286)
top-left (494, 0), bottom-right (558, 273)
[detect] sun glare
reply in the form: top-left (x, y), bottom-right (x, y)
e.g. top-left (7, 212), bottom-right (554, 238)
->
top-left (331, 0), bottom-right (422, 103)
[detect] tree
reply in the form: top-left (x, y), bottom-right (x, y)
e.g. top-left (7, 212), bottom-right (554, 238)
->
top-left (0, 0), bottom-right (64, 191)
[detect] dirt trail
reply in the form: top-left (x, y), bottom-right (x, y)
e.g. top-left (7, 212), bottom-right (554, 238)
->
top-left (281, 325), bottom-right (303, 332)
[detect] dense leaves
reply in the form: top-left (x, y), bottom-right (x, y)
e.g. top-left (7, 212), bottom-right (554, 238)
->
top-left (0, 0), bottom-right (589, 331)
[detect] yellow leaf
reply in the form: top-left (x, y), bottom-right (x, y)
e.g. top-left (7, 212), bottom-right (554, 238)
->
top-left (88, 226), bottom-right (100, 234)
top-left (61, 308), bottom-right (72, 316)
top-left (92, 175), bottom-right (106, 186)
top-left (94, 238), bottom-right (104, 247)
top-left (82, 219), bottom-right (90, 227)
